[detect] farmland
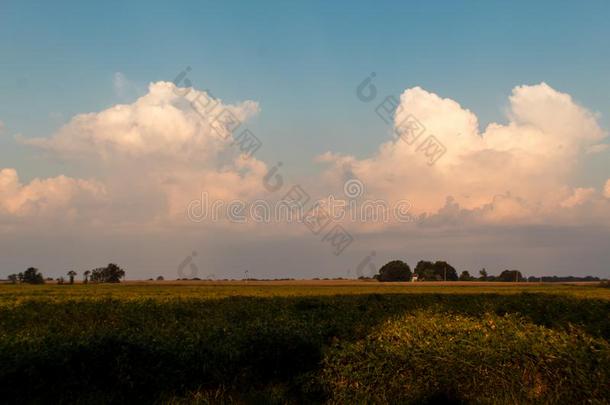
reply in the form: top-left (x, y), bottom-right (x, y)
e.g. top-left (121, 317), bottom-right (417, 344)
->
top-left (0, 281), bottom-right (609, 404)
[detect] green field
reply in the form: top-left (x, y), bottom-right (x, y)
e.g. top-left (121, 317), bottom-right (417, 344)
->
top-left (1, 282), bottom-right (609, 404)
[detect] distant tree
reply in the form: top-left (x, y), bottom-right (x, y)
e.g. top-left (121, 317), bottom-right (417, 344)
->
top-left (414, 261), bottom-right (435, 280)
top-left (479, 268), bottom-right (488, 281)
top-left (497, 269), bottom-right (524, 282)
top-left (67, 271), bottom-right (77, 285)
top-left (156, 276), bottom-right (164, 281)
top-left (21, 267), bottom-right (45, 284)
top-left (57, 277), bottom-right (65, 285)
top-left (459, 270), bottom-right (472, 281)
top-left (434, 261), bottom-right (458, 281)
top-left (414, 261), bottom-right (458, 281)
top-left (376, 260), bottom-right (412, 282)
top-left (528, 275), bottom-right (599, 283)
top-left (90, 263), bottom-right (126, 283)
top-left (83, 270), bottom-right (91, 284)
top-left (8, 274), bottom-right (18, 284)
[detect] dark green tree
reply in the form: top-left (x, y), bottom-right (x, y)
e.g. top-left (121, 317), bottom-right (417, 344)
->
top-left (414, 260), bottom-right (458, 281)
top-left (479, 268), bottom-right (488, 281)
top-left (497, 269), bottom-right (524, 282)
top-left (376, 260), bottom-right (412, 282)
top-left (83, 270), bottom-right (90, 284)
top-left (90, 263), bottom-right (126, 283)
top-left (67, 271), bottom-right (77, 285)
top-left (459, 270), bottom-right (472, 281)
top-left (433, 261), bottom-right (458, 281)
top-left (414, 261), bottom-right (434, 279)
top-left (21, 267), bottom-right (45, 284)
top-left (7, 274), bottom-right (18, 284)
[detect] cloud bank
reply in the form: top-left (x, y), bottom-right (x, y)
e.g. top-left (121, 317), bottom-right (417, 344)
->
top-left (3, 82), bottom-right (610, 230)
top-left (1, 81), bottom-right (609, 278)
top-left (319, 83), bottom-right (609, 227)
top-left (13, 82), bottom-right (268, 227)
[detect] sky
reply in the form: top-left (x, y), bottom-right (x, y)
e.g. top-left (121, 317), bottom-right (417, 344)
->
top-left (1, 1), bottom-right (609, 279)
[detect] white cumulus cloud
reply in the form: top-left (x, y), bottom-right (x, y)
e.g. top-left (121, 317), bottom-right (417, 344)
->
top-left (0, 168), bottom-right (105, 218)
top-left (318, 82), bottom-right (609, 226)
top-left (15, 81), bottom-right (268, 226)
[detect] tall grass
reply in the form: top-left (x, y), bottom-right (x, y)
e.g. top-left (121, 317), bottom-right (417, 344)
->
top-left (0, 285), bottom-right (608, 403)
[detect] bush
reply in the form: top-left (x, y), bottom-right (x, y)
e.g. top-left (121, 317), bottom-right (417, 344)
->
top-left (319, 310), bottom-right (610, 403)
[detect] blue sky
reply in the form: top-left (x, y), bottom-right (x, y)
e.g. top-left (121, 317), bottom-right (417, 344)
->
top-left (2, 0), bottom-right (609, 179)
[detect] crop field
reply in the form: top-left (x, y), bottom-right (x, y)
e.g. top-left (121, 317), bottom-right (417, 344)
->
top-left (0, 282), bottom-right (609, 404)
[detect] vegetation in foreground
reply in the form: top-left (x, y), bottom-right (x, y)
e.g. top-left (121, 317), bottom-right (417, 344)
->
top-left (0, 284), bottom-right (608, 404)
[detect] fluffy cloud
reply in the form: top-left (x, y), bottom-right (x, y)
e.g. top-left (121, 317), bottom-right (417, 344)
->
top-left (0, 168), bottom-right (105, 219)
top-left (2, 81), bottom-right (610, 279)
top-left (12, 82), bottom-right (269, 227)
top-left (23, 82), bottom-right (260, 161)
top-left (318, 83), bottom-right (609, 226)
top-left (560, 187), bottom-right (596, 208)
top-left (8, 81), bottom-right (610, 231)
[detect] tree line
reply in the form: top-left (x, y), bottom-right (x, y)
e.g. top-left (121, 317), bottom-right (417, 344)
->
top-left (7, 263), bottom-right (126, 284)
top-left (372, 260), bottom-right (601, 282)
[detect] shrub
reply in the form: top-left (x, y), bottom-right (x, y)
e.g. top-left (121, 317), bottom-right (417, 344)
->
top-left (319, 310), bottom-right (610, 403)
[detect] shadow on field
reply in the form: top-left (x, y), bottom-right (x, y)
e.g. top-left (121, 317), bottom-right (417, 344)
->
top-left (0, 292), bottom-right (608, 403)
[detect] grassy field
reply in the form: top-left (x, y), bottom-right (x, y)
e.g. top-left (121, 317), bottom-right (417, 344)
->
top-left (1, 282), bottom-right (609, 404)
